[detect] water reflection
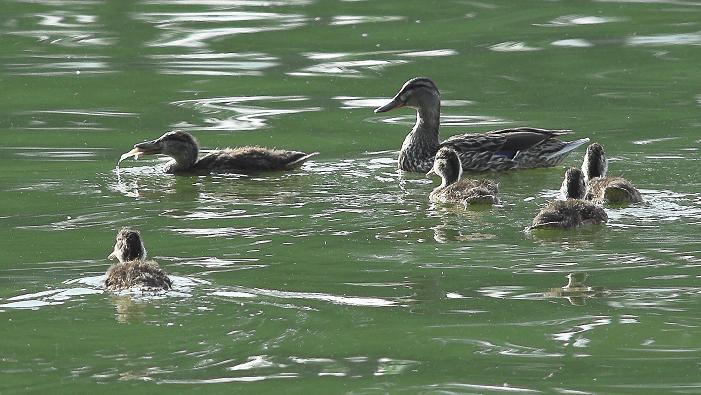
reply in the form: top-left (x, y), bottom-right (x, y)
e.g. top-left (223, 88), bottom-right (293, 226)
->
top-left (329, 15), bottom-right (404, 26)
top-left (542, 273), bottom-right (605, 306)
top-left (147, 52), bottom-right (278, 76)
top-left (627, 31), bottom-right (701, 46)
top-left (537, 15), bottom-right (625, 27)
top-left (551, 39), bottom-right (593, 48)
top-left (290, 49), bottom-right (457, 78)
top-left (5, 55), bottom-right (115, 76)
top-left (8, 11), bottom-right (114, 47)
top-left (170, 96), bottom-right (321, 131)
top-left (489, 42), bottom-right (541, 52)
top-left (134, 11), bottom-right (307, 48)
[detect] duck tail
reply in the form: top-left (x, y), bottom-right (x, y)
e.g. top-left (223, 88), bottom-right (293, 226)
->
top-left (286, 152), bottom-right (319, 169)
top-left (545, 138), bottom-right (590, 161)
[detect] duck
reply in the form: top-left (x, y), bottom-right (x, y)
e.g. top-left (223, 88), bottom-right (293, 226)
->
top-left (529, 167), bottom-right (608, 230)
top-left (427, 146), bottom-right (499, 207)
top-left (105, 228), bottom-right (172, 291)
top-left (374, 77), bottom-right (590, 173)
top-left (581, 142), bottom-right (642, 205)
top-left (119, 130), bottom-right (318, 175)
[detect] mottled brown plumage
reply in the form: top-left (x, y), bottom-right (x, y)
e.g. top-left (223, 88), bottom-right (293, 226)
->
top-left (105, 260), bottom-right (173, 291)
top-left (374, 77), bottom-right (589, 173)
top-left (582, 143), bottom-right (642, 205)
top-left (120, 131), bottom-right (318, 175)
top-left (105, 228), bottom-right (172, 291)
top-left (428, 147), bottom-right (499, 207)
top-left (530, 168), bottom-right (608, 230)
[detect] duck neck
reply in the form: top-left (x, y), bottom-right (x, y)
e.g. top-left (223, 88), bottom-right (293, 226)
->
top-left (166, 147), bottom-right (198, 173)
top-left (583, 152), bottom-right (607, 181)
top-left (400, 105), bottom-right (441, 169)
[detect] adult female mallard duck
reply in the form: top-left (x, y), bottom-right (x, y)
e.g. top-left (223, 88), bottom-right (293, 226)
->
top-left (105, 228), bottom-right (172, 291)
top-left (427, 146), bottom-right (499, 207)
top-left (581, 142), bottom-right (642, 205)
top-left (529, 168), bottom-right (608, 230)
top-left (119, 130), bottom-right (318, 175)
top-left (374, 77), bottom-right (589, 173)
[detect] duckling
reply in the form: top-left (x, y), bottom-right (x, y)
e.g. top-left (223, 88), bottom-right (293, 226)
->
top-left (529, 168), bottom-right (608, 230)
top-left (374, 77), bottom-right (589, 172)
top-left (582, 142), bottom-right (642, 205)
top-left (105, 228), bottom-right (172, 291)
top-left (427, 147), bottom-right (499, 207)
top-left (119, 130), bottom-right (318, 175)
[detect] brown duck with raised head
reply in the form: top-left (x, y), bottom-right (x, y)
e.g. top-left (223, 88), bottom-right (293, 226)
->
top-left (120, 131), bottom-right (318, 175)
top-left (105, 228), bottom-right (172, 291)
top-left (374, 77), bottom-right (589, 173)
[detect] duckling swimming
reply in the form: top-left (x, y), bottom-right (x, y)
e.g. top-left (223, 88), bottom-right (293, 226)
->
top-left (427, 146), bottom-right (499, 207)
top-left (582, 142), bottom-right (642, 205)
top-left (119, 130), bottom-right (318, 175)
top-left (374, 77), bottom-right (589, 173)
top-left (105, 228), bottom-right (172, 291)
top-left (529, 168), bottom-right (608, 230)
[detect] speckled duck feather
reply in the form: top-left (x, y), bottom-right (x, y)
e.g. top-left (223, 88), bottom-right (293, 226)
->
top-left (105, 260), bottom-right (172, 291)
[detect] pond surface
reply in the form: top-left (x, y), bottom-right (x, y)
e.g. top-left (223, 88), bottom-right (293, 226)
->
top-left (1, 0), bottom-right (701, 393)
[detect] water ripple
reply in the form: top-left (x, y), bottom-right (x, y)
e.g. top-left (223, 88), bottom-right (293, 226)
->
top-left (329, 15), bottom-right (404, 26)
top-left (170, 96), bottom-right (321, 131)
top-left (290, 49), bottom-right (457, 78)
top-left (147, 52), bottom-right (278, 76)
top-left (134, 11), bottom-right (307, 48)
top-left (537, 15), bottom-right (625, 27)
top-left (5, 55), bottom-right (115, 76)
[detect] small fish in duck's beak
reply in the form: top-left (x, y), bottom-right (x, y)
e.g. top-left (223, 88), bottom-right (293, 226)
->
top-left (118, 137), bottom-right (163, 164)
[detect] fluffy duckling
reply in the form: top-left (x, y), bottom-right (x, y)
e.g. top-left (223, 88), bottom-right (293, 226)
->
top-left (529, 168), bottom-right (608, 230)
top-left (105, 228), bottom-right (172, 291)
top-left (427, 147), bottom-right (499, 207)
top-left (374, 77), bottom-right (589, 172)
top-left (119, 130), bottom-right (318, 175)
top-left (582, 142), bottom-right (642, 205)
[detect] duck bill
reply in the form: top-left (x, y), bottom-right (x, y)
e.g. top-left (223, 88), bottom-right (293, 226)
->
top-left (426, 169), bottom-right (436, 178)
top-left (374, 97), bottom-right (405, 113)
top-left (107, 251), bottom-right (117, 260)
top-left (118, 139), bottom-right (163, 162)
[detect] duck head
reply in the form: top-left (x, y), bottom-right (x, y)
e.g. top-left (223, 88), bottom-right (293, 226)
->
top-left (374, 77), bottom-right (440, 115)
top-left (559, 167), bottom-right (587, 200)
top-left (581, 142), bottom-right (608, 182)
top-left (121, 131), bottom-right (199, 170)
top-left (427, 147), bottom-right (462, 187)
top-left (108, 227), bottom-right (146, 263)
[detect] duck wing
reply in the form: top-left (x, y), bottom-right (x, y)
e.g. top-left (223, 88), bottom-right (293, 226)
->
top-left (443, 128), bottom-right (569, 157)
top-left (194, 147), bottom-right (318, 173)
top-left (441, 128), bottom-right (581, 171)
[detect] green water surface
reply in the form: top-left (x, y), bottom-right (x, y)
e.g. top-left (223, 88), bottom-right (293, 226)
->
top-left (1, 0), bottom-right (701, 393)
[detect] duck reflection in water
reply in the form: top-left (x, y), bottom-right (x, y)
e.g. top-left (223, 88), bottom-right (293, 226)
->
top-left (544, 273), bottom-right (604, 306)
top-left (119, 130), bottom-right (318, 175)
